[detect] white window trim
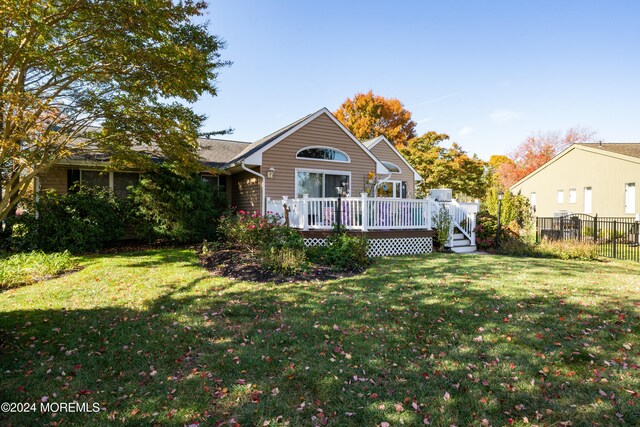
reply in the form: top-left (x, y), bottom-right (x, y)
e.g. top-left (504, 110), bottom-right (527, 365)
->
top-left (568, 188), bottom-right (577, 204)
top-left (530, 192), bottom-right (537, 207)
top-left (381, 161), bottom-right (402, 174)
top-left (557, 190), bottom-right (564, 204)
top-left (377, 180), bottom-right (403, 198)
top-left (294, 168), bottom-right (352, 198)
top-left (295, 146), bottom-right (351, 163)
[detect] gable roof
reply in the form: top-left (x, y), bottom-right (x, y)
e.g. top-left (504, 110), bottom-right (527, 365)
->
top-left (224, 108), bottom-right (388, 174)
top-left (510, 142), bottom-right (640, 190)
top-left (364, 136), bottom-right (423, 181)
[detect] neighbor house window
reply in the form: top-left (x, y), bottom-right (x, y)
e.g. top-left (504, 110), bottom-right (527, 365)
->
top-left (295, 169), bottom-right (350, 198)
top-left (556, 190), bottom-right (564, 204)
top-left (625, 183), bottom-right (636, 214)
top-left (569, 188), bottom-right (577, 204)
top-left (584, 187), bottom-right (592, 213)
top-left (530, 192), bottom-right (537, 210)
top-left (296, 147), bottom-right (349, 162)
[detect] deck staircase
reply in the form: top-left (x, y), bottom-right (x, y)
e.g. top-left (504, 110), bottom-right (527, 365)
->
top-left (449, 225), bottom-right (476, 253)
top-left (433, 199), bottom-right (478, 254)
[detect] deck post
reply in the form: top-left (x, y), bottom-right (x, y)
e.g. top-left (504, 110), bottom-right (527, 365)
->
top-left (471, 211), bottom-right (477, 246)
top-left (360, 192), bottom-right (368, 231)
top-left (302, 194), bottom-right (309, 231)
top-left (426, 198), bottom-right (433, 229)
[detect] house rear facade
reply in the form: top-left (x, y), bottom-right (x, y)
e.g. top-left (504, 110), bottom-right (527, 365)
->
top-left (37, 108), bottom-right (422, 214)
top-left (510, 143), bottom-right (640, 218)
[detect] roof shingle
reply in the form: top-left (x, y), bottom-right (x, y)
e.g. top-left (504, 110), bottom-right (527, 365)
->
top-left (580, 143), bottom-right (640, 159)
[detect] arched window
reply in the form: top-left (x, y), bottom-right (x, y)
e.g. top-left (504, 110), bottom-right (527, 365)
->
top-left (296, 147), bottom-right (350, 162)
top-left (382, 161), bottom-right (401, 173)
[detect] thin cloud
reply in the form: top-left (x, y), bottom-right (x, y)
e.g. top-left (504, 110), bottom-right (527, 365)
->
top-left (408, 94), bottom-right (457, 108)
top-left (489, 109), bottom-right (521, 125)
top-left (459, 126), bottom-right (474, 136)
top-left (416, 117), bottom-right (434, 124)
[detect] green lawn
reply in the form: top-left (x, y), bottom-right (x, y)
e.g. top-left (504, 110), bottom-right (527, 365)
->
top-left (1, 250), bottom-right (639, 426)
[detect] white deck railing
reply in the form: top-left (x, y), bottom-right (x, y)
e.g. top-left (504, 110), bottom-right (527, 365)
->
top-left (266, 194), bottom-right (480, 246)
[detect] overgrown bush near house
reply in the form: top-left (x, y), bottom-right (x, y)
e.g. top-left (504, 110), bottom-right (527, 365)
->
top-left (432, 203), bottom-right (452, 251)
top-left (307, 231), bottom-right (370, 271)
top-left (259, 247), bottom-right (308, 274)
top-left (474, 210), bottom-right (498, 250)
top-left (259, 224), bottom-right (307, 274)
top-left (129, 167), bottom-right (227, 243)
top-left (217, 210), bottom-right (282, 250)
top-left (0, 251), bottom-right (76, 288)
top-left (218, 211), bottom-right (308, 273)
top-left (10, 186), bottom-right (126, 253)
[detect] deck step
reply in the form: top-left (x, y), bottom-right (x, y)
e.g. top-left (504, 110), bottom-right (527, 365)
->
top-left (451, 238), bottom-right (471, 247)
top-left (452, 232), bottom-right (466, 240)
top-left (451, 245), bottom-right (477, 253)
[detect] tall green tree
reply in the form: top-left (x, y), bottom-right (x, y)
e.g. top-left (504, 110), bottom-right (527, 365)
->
top-left (0, 0), bottom-right (229, 222)
top-left (334, 91), bottom-right (417, 146)
top-left (400, 132), bottom-right (487, 199)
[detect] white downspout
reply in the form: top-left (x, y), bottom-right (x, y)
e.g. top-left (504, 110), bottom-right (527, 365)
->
top-left (240, 162), bottom-right (266, 216)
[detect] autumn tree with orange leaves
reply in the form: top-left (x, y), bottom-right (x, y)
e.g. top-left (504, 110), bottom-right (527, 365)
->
top-left (334, 91), bottom-right (417, 146)
top-left (496, 127), bottom-right (595, 189)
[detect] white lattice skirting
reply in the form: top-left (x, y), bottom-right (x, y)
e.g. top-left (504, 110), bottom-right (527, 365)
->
top-left (303, 237), bottom-right (433, 258)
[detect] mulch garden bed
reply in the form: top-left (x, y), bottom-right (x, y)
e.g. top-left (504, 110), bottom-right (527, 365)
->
top-left (198, 247), bottom-right (361, 284)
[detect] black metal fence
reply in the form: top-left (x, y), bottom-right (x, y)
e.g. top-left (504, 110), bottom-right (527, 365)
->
top-left (536, 214), bottom-right (640, 262)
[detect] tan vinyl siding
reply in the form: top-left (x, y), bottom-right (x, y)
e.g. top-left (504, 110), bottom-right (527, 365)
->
top-left (231, 170), bottom-right (262, 213)
top-left (511, 147), bottom-right (640, 217)
top-left (38, 166), bottom-right (68, 194)
top-left (369, 142), bottom-right (416, 198)
top-left (262, 114), bottom-right (376, 199)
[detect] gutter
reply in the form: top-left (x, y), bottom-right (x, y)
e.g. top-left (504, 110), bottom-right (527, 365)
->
top-left (240, 162), bottom-right (266, 216)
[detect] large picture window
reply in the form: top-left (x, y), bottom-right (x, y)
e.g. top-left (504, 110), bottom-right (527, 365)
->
top-left (296, 147), bottom-right (349, 163)
top-left (295, 170), bottom-right (350, 198)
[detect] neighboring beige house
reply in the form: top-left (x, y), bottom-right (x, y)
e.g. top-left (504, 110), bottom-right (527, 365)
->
top-left (510, 143), bottom-right (640, 218)
top-left (38, 108), bottom-right (423, 214)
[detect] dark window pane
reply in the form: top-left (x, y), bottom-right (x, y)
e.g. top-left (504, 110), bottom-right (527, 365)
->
top-left (297, 147), bottom-right (348, 162)
top-left (382, 161), bottom-right (400, 173)
top-left (67, 169), bottom-right (80, 191)
top-left (81, 170), bottom-right (109, 188)
top-left (113, 172), bottom-right (140, 198)
top-left (324, 174), bottom-right (349, 197)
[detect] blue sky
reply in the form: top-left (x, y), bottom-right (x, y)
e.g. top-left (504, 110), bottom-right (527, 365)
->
top-left (193, 1), bottom-right (640, 160)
